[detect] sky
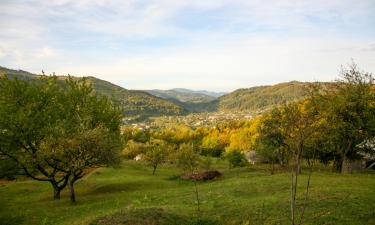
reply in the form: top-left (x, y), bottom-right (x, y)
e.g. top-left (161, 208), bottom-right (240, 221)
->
top-left (0, 0), bottom-right (374, 92)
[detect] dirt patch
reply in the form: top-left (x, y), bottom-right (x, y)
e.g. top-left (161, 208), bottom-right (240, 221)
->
top-left (0, 179), bottom-right (14, 186)
top-left (181, 170), bottom-right (222, 181)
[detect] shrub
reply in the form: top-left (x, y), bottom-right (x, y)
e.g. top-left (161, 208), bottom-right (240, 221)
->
top-left (201, 148), bottom-right (224, 157)
top-left (226, 151), bottom-right (247, 168)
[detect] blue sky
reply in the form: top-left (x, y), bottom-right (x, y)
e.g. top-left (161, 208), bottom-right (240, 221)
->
top-left (0, 0), bottom-right (374, 91)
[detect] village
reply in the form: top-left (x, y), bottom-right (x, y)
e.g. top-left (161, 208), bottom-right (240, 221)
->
top-left (123, 111), bottom-right (260, 130)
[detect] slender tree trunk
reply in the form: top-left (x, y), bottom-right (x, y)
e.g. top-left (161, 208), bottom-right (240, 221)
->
top-left (69, 181), bottom-right (76, 203)
top-left (69, 175), bottom-right (82, 203)
top-left (291, 152), bottom-right (301, 225)
top-left (152, 164), bottom-right (157, 175)
top-left (291, 171), bottom-right (295, 225)
top-left (292, 164), bottom-right (299, 225)
top-left (194, 179), bottom-right (200, 212)
top-left (278, 149), bottom-right (284, 166)
top-left (270, 159), bottom-right (275, 175)
top-left (299, 153), bottom-right (314, 225)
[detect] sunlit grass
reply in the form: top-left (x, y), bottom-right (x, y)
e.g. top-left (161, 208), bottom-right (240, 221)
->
top-left (0, 160), bottom-right (374, 225)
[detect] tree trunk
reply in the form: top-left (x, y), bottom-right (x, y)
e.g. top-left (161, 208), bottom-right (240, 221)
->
top-left (194, 179), bottom-right (200, 212)
top-left (270, 160), bottom-right (275, 175)
top-left (297, 162), bottom-right (302, 175)
top-left (278, 149), bottom-right (284, 166)
top-left (291, 172), bottom-right (296, 225)
top-left (69, 181), bottom-right (76, 203)
top-left (53, 187), bottom-right (61, 200)
top-left (51, 181), bottom-right (62, 200)
top-left (291, 151), bottom-right (301, 225)
top-left (50, 174), bottom-right (70, 200)
top-left (332, 156), bottom-right (342, 172)
top-left (152, 164), bottom-right (157, 175)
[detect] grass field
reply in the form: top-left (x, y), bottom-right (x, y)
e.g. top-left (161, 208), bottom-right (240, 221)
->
top-left (0, 159), bottom-right (374, 225)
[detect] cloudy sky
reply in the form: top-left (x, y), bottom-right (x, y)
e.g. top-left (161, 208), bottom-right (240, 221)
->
top-left (0, 0), bottom-right (374, 91)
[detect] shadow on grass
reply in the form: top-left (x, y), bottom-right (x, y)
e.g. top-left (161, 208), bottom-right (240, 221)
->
top-left (85, 180), bottom-right (169, 196)
top-left (0, 215), bottom-right (25, 225)
top-left (90, 207), bottom-right (218, 225)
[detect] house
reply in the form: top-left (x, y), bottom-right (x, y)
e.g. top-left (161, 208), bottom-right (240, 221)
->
top-left (134, 154), bottom-right (144, 161)
top-left (244, 150), bottom-right (257, 165)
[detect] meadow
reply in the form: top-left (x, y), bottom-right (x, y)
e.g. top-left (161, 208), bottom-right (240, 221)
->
top-left (1, 160), bottom-right (374, 225)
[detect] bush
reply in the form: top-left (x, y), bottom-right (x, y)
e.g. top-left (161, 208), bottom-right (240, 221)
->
top-left (201, 148), bottom-right (224, 157)
top-left (226, 151), bottom-right (247, 168)
top-left (200, 156), bottom-right (212, 171)
top-left (175, 143), bottom-right (200, 172)
top-left (122, 140), bottom-right (147, 159)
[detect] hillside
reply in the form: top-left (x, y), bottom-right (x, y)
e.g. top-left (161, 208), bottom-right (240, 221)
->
top-left (0, 66), bottom-right (186, 119)
top-left (176, 81), bottom-right (314, 113)
top-left (144, 82), bottom-right (313, 113)
top-left (0, 66), bottom-right (327, 115)
top-left (215, 81), bottom-right (313, 112)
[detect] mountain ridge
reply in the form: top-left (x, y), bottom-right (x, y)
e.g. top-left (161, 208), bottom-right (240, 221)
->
top-left (1, 65), bottom-right (324, 116)
top-left (0, 66), bottom-right (187, 120)
top-left (144, 89), bottom-right (218, 103)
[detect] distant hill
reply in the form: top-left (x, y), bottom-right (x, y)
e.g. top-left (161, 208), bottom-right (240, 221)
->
top-left (0, 66), bottom-right (186, 119)
top-left (215, 81), bottom-right (314, 112)
top-left (0, 66), bottom-right (329, 116)
top-left (144, 88), bottom-right (223, 103)
top-left (145, 82), bottom-right (317, 113)
top-left (168, 88), bottom-right (226, 98)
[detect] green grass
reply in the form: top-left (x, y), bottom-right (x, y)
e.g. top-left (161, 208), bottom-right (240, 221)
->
top-left (0, 160), bottom-right (374, 225)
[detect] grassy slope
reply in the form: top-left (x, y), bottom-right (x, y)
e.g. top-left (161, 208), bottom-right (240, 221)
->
top-left (0, 160), bottom-right (374, 225)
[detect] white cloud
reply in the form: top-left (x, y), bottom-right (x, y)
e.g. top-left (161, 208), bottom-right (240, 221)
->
top-left (36, 47), bottom-right (59, 59)
top-left (48, 36), bottom-right (375, 91)
top-left (0, 0), bottom-right (374, 91)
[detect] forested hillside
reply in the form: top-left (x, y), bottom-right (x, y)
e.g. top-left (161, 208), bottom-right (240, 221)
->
top-left (145, 82), bottom-right (316, 113)
top-left (0, 66), bottom-right (329, 115)
top-left (215, 81), bottom-right (313, 112)
top-left (0, 66), bottom-right (186, 118)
